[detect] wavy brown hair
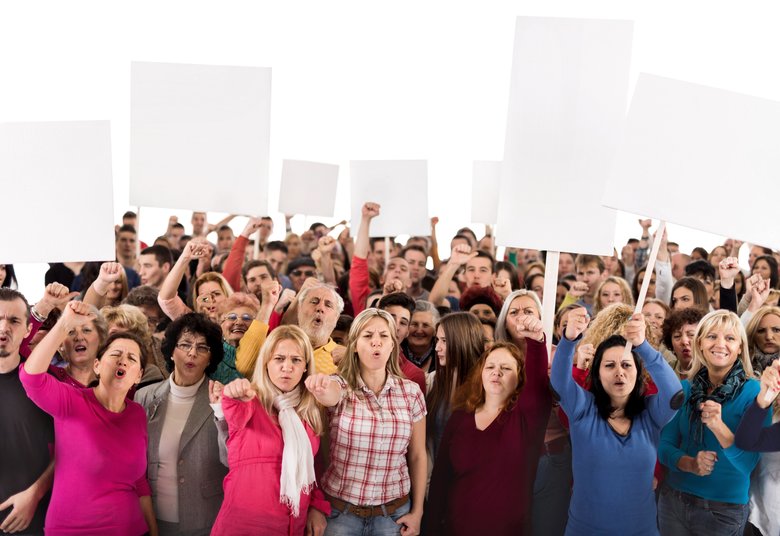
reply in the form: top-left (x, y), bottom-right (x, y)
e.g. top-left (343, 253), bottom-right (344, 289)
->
top-left (453, 342), bottom-right (526, 413)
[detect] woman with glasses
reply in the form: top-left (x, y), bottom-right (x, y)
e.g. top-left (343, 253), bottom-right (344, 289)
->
top-left (135, 313), bottom-right (227, 535)
top-left (158, 239), bottom-right (233, 323)
top-left (209, 292), bottom-right (262, 385)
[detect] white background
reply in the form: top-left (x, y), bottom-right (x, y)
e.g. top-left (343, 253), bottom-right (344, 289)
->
top-left (2, 0), bottom-right (778, 300)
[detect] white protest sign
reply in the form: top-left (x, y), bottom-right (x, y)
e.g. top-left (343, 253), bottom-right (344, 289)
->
top-left (471, 161), bottom-right (501, 225)
top-left (278, 159), bottom-right (339, 217)
top-left (350, 160), bottom-right (429, 237)
top-left (496, 17), bottom-right (633, 255)
top-left (0, 121), bottom-right (115, 263)
top-left (130, 61), bottom-right (271, 215)
top-left (603, 73), bottom-right (780, 251)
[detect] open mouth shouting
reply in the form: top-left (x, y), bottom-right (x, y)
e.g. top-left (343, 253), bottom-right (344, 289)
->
top-left (115, 368), bottom-right (127, 379)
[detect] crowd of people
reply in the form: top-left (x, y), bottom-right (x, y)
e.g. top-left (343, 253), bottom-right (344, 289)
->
top-left (1, 205), bottom-right (780, 536)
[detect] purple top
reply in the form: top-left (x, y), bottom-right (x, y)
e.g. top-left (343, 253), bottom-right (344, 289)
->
top-left (19, 365), bottom-right (151, 536)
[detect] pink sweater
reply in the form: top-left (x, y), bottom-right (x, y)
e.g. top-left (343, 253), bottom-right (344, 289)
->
top-left (212, 396), bottom-right (330, 536)
top-left (19, 366), bottom-right (151, 536)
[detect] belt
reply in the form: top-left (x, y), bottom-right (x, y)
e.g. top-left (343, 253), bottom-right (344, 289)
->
top-left (326, 494), bottom-right (409, 518)
top-left (542, 435), bottom-right (570, 456)
top-left (662, 486), bottom-right (743, 511)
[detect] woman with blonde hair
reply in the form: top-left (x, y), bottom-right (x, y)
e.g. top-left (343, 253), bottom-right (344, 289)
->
top-left (158, 240), bottom-right (233, 323)
top-left (658, 310), bottom-right (766, 535)
top-left (744, 305), bottom-right (780, 374)
top-left (212, 325), bottom-right (331, 536)
top-left (306, 308), bottom-right (426, 536)
top-left (592, 276), bottom-right (634, 317)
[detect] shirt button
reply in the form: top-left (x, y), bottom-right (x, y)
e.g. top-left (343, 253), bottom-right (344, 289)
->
top-left (178, 459), bottom-right (184, 466)
top-left (179, 477), bottom-right (185, 484)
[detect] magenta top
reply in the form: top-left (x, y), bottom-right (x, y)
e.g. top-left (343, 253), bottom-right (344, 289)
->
top-left (19, 365), bottom-right (151, 536)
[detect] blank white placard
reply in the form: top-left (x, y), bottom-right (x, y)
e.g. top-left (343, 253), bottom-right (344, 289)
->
top-left (350, 160), bottom-right (429, 237)
top-left (0, 121), bottom-right (115, 263)
top-left (471, 161), bottom-right (501, 225)
top-left (496, 17), bottom-right (633, 255)
top-left (278, 159), bottom-right (339, 217)
top-left (603, 74), bottom-right (780, 250)
top-left (130, 61), bottom-right (271, 215)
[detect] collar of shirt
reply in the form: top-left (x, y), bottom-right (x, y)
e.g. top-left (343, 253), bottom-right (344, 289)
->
top-left (356, 373), bottom-right (398, 398)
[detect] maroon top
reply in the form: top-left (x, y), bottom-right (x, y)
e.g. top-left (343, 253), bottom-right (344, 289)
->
top-left (425, 337), bottom-right (551, 536)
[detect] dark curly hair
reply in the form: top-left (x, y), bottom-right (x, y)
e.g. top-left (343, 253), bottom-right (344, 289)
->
top-left (587, 335), bottom-right (646, 421)
top-left (662, 308), bottom-right (705, 351)
top-left (160, 313), bottom-right (224, 376)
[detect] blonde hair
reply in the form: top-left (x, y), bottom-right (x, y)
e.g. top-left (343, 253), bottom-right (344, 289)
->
top-left (251, 325), bottom-right (323, 435)
top-left (101, 304), bottom-right (150, 339)
top-left (582, 302), bottom-right (651, 349)
top-left (338, 308), bottom-right (402, 389)
top-left (593, 276), bottom-right (634, 316)
top-left (688, 310), bottom-right (753, 380)
top-left (744, 305), bottom-right (780, 365)
top-left (192, 272), bottom-right (233, 313)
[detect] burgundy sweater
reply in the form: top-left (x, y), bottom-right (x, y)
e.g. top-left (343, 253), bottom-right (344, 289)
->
top-left (424, 337), bottom-right (552, 535)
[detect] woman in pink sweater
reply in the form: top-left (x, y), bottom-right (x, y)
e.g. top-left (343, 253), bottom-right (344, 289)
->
top-left (20, 301), bottom-right (157, 536)
top-left (211, 325), bottom-right (330, 536)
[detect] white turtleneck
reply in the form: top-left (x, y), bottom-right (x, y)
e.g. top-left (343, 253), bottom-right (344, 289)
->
top-left (156, 373), bottom-right (205, 523)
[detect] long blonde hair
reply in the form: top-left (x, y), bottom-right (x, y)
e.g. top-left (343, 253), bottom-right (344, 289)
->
top-left (338, 308), bottom-right (402, 389)
top-left (251, 325), bottom-right (323, 435)
top-left (689, 310), bottom-right (753, 380)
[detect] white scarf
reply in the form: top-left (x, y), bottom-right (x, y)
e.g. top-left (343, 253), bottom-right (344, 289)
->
top-left (273, 387), bottom-right (316, 517)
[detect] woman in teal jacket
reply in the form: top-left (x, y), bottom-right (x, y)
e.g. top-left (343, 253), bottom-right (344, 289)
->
top-left (658, 310), bottom-right (771, 535)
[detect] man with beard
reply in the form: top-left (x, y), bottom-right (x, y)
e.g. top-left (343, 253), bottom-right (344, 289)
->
top-left (295, 282), bottom-right (344, 374)
top-left (235, 279), bottom-right (345, 377)
top-left (0, 289), bottom-right (54, 535)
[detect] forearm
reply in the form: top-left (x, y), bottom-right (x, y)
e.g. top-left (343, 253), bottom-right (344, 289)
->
top-left (83, 283), bottom-right (108, 309)
top-left (429, 264), bottom-right (457, 307)
top-left (354, 216), bottom-right (372, 259)
top-left (29, 459), bottom-right (54, 502)
top-left (318, 254), bottom-right (337, 285)
top-left (223, 236), bottom-right (248, 292)
top-left (139, 495), bottom-right (158, 536)
top-left (25, 323), bottom-right (67, 374)
top-left (280, 301), bottom-right (298, 326)
top-left (709, 422), bottom-right (735, 449)
top-left (735, 401), bottom-right (780, 451)
top-left (408, 449), bottom-right (426, 515)
top-left (159, 255), bottom-right (189, 301)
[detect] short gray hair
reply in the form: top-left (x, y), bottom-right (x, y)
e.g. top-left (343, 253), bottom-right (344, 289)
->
top-left (413, 299), bottom-right (440, 324)
top-left (297, 283), bottom-right (345, 314)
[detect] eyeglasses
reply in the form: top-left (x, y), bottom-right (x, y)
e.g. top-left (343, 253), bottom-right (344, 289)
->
top-left (197, 291), bottom-right (224, 304)
top-left (176, 342), bottom-right (211, 356)
top-left (291, 270), bottom-right (317, 278)
top-left (224, 313), bottom-right (253, 323)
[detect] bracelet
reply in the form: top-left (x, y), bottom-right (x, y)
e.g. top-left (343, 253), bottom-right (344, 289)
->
top-left (30, 305), bottom-right (46, 322)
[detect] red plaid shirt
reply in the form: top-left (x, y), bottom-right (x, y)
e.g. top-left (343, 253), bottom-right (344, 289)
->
top-left (322, 374), bottom-right (426, 505)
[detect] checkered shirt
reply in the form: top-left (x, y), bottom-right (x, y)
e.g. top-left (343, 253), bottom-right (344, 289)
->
top-left (322, 374), bottom-right (426, 505)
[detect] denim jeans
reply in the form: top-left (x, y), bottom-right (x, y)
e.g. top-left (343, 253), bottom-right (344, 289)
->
top-left (324, 499), bottom-right (411, 536)
top-left (657, 485), bottom-right (748, 536)
top-left (531, 443), bottom-right (572, 536)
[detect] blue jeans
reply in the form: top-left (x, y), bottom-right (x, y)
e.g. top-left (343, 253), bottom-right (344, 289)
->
top-left (532, 444), bottom-right (572, 536)
top-left (657, 485), bottom-right (748, 536)
top-left (324, 499), bottom-right (411, 536)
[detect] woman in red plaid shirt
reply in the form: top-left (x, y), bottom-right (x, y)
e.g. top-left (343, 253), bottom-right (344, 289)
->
top-left (305, 308), bottom-right (427, 536)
